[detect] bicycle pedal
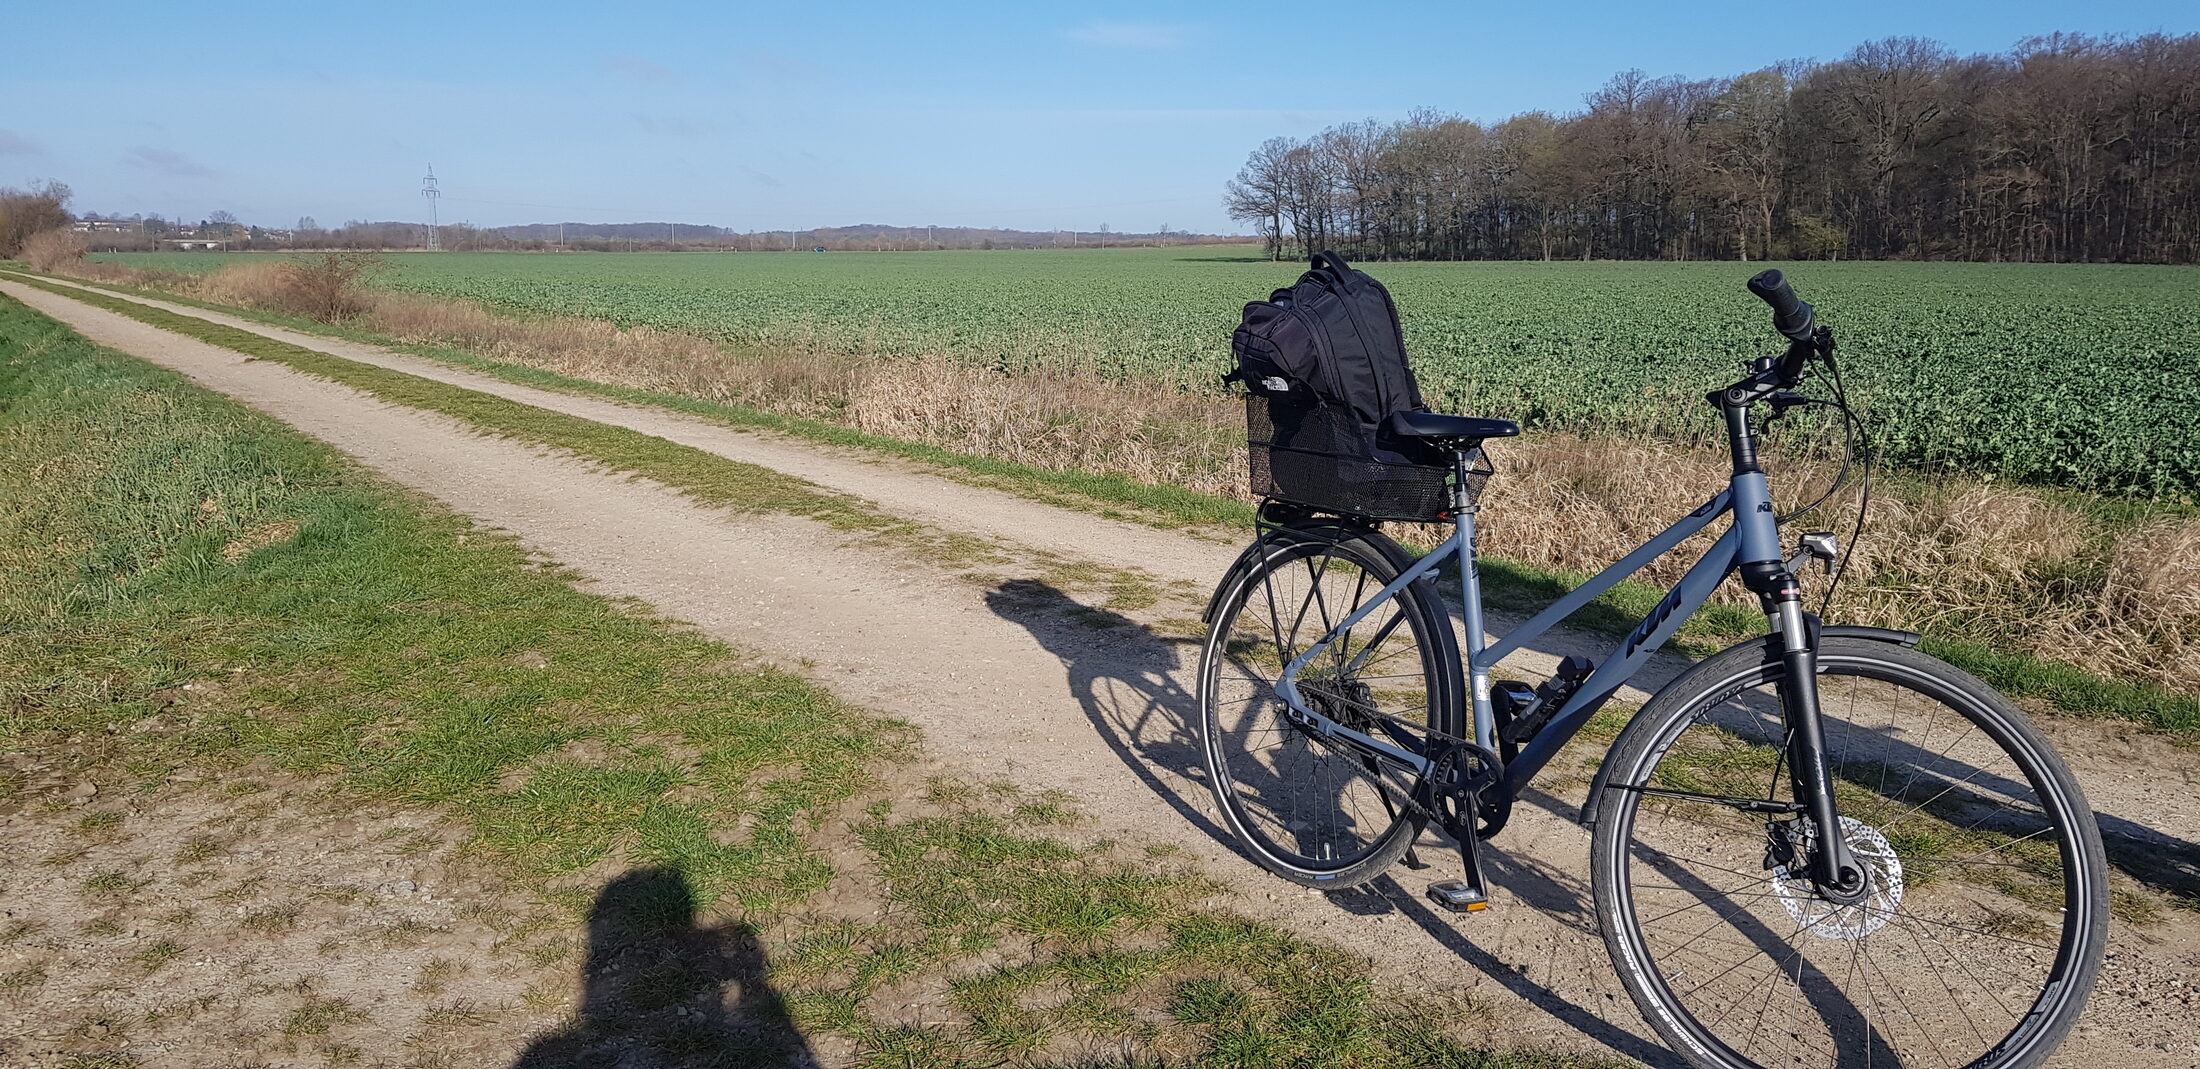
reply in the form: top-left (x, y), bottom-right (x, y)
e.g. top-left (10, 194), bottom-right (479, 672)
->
top-left (1426, 879), bottom-right (1490, 913)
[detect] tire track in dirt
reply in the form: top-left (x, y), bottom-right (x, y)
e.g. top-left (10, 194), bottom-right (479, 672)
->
top-left (9, 277), bottom-right (2195, 1067)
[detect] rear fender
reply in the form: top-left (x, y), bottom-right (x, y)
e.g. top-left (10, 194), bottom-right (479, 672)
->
top-left (1199, 518), bottom-right (1378, 624)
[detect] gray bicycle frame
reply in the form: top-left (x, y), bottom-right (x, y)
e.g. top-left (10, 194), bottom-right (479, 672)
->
top-left (1274, 465), bottom-right (1786, 796)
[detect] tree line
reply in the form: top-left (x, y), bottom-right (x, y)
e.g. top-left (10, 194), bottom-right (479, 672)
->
top-left (1225, 33), bottom-right (2200, 263)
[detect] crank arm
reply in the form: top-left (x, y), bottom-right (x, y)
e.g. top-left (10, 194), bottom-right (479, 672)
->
top-left (1426, 784), bottom-right (1492, 913)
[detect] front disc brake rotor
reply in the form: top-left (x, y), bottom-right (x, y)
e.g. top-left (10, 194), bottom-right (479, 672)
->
top-left (1768, 815), bottom-right (1904, 940)
top-left (1760, 813), bottom-right (1900, 941)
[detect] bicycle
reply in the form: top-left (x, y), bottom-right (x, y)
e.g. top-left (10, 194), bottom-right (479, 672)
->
top-left (1196, 271), bottom-right (2107, 1069)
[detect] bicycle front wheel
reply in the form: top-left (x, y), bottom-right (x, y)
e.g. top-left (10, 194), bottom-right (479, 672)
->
top-left (1590, 637), bottom-right (2108, 1069)
top-left (1197, 525), bottom-right (1464, 889)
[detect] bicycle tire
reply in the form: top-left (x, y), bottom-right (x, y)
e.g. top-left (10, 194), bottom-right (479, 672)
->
top-left (1196, 524), bottom-right (1465, 888)
top-left (1590, 636), bottom-right (2108, 1069)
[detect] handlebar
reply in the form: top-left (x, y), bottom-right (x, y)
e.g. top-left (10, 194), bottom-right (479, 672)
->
top-left (1715, 270), bottom-right (1832, 406)
top-left (1747, 269), bottom-right (1815, 343)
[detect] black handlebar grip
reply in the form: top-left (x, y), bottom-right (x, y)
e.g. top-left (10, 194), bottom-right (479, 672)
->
top-left (1747, 269), bottom-right (1816, 342)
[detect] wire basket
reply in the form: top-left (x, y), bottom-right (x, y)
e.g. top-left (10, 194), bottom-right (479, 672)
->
top-left (1247, 396), bottom-right (1485, 523)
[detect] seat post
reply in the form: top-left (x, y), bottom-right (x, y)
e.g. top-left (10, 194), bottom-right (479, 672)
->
top-left (1449, 447), bottom-right (1479, 515)
top-left (1450, 446), bottom-right (1495, 750)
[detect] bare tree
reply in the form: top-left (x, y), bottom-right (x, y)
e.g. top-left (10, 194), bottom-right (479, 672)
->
top-left (1225, 138), bottom-right (1295, 259)
top-left (1700, 68), bottom-right (1792, 259)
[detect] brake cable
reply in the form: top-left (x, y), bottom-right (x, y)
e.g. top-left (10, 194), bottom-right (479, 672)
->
top-left (1757, 352), bottom-right (1873, 616)
top-left (1770, 393), bottom-right (1858, 526)
top-left (1817, 354), bottom-right (1874, 618)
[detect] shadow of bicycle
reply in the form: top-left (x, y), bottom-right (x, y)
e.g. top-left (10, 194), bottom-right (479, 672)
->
top-left (984, 577), bottom-right (1682, 1064)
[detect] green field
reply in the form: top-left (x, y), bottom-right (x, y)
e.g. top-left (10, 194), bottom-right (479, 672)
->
top-left (99, 248), bottom-right (2200, 496)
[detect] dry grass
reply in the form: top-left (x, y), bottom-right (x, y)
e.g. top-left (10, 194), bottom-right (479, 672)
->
top-left (20, 228), bottom-right (86, 272)
top-left (845, 355), bottom-right (1245, 500)
top-left (45, 257), bottom-right (2200, 693)
top-left (368, 291), bottom-right (859, 414)
top-left (185, 252), bottom-right (381, 322)
top-left (189, 258), bottom-right (292, 309)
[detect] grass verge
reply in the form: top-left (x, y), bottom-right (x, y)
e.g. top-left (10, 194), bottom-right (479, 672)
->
top-left (12, 268), bottom-right (2196, 737)
top-left (0, 292), bottom-right (1603, 1065)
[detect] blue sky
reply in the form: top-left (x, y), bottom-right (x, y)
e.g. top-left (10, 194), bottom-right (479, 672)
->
top-left (7, 1), bottom-right (2194, 234)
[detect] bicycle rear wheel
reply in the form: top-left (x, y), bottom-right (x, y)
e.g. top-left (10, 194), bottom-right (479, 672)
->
top-left (1590, 637), bottom-right (2108, 1069)
top-left (1197, 525), bottom-right (1464, 888)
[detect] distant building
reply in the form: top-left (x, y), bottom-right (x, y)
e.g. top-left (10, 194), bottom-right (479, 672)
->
top-left (163, 239), bottom-right (227, 250)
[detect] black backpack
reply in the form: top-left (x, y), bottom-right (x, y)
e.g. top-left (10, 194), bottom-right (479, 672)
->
top-left (1228, 251), bottom-right (1425, 421)
top-left (1228, 252), bottom-right (1450, 522)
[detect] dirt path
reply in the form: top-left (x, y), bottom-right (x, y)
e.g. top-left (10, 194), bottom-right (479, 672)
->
top-left (7, 277), bottom-right (2195, 1067)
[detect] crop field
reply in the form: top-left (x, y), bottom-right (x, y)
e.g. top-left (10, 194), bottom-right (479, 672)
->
top-left (101, 248), bottom-right (2200, 496)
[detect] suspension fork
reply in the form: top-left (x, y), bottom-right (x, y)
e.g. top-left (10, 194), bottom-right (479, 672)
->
top-left (1726, 402), bottom-right (1864, 902)
top-left (1773, 600), bottom-right (1865, 901)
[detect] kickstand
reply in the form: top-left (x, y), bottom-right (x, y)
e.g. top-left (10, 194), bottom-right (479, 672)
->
top-left (1426, 820), bottom-right (1490, 913)
top-left (1402, 846), bottom-right (1430, 871)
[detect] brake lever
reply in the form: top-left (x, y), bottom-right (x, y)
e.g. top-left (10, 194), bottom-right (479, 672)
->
top-left (1793, 326), bottom-right (1837, 379)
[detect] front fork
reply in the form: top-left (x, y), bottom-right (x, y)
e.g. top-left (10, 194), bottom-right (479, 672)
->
top-left (1773, 593), bottom-right (1867, 902)
top-left (1728, 395), bottom-right (1864, 905)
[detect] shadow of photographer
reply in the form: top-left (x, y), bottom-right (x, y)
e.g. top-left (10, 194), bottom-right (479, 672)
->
top-left (510, 867), bottom-right (816, 1069)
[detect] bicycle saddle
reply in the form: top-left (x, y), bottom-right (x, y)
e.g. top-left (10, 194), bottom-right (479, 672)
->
top-left (1384, 409), bottom-right (1520, 449)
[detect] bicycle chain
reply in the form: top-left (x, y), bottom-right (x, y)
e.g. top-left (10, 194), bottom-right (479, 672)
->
top-left (1313, 702), bottom-right (1509, 838)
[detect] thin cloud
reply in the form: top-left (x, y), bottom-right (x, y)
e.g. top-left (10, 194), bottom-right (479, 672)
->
top-left (125, 146), bottom-right (213, 177)
top-left (0, 129), bottom-right (39, 157)
top-left (601, 52), bottom-right (679, 85)
top-left (1063, 21), bottom-right (1194, 50)
top-left (741, 166), bottom-right (781, 189)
